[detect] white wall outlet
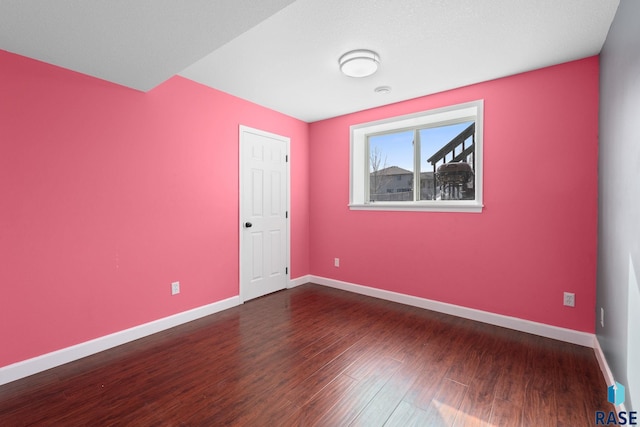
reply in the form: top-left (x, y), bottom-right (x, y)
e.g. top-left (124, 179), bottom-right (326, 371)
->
top-left (601, 307), bottom-right (605, 328)
top-left (171, 281), bottom-right (180, 295)
top-left (563, 292), bottom-right (575, 307)
top-left (334, 258), bottom-right (340, 267)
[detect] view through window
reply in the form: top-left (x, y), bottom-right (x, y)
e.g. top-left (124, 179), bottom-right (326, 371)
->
top-left (350, 100), bottom-right (483, 212)
top-left (369, 121), bottom-right (475, 202)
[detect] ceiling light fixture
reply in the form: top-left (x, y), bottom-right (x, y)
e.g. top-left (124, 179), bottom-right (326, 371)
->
top-left (339, 49), bottom-right (380, 78)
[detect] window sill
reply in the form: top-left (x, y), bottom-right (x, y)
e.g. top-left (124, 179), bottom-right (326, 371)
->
top-left (348, 202), bottom-right (483, 213)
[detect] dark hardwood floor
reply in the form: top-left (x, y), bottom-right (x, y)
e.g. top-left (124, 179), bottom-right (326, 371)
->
top-left (0, 284), bottom-right (612, 426)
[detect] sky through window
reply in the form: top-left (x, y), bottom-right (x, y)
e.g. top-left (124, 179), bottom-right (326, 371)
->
top-left (369, 121), bottom-right (474, 172)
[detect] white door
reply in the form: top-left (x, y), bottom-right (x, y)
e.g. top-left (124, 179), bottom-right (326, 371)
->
top-left (239, 126), bottom-right (289, 302)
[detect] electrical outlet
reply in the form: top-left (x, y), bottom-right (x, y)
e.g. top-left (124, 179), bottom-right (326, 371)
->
top-left (601, 307), bottom-right (605, 328)
top-left (334, 258), bottom-right (340, 267)
top-left (563, 292), bottom-right (575, 307)
top-left (171, 281), bottom-right (180, 295)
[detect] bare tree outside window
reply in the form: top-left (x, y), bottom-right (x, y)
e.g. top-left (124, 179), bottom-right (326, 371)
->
top-left (369, 146), bottom-right (390, 200)
top-left (368, 130), bottom-right (414, 202)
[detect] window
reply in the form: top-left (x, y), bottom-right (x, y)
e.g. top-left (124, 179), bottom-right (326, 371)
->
top-left (350, 100), bottom-right (483, 212)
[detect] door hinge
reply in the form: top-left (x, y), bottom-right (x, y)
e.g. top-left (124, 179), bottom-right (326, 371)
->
top-left (285, 154), bottom-right (288, 162)
top-left (285, 267), bottom-right (288, 274)
top-left (286, 211), bottom-right (288, 218)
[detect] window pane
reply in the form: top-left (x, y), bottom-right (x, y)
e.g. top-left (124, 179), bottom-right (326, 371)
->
top-left (420, 121), bottom-right (475, 200)
top-left (369, 130), bottom-right (414, 202)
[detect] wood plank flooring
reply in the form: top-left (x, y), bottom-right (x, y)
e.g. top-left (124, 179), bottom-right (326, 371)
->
top-left (0, 284), bottom-right (613, 426)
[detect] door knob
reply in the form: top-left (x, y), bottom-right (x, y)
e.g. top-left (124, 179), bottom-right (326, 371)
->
top-left (245, 222), bottom-right (252, 228)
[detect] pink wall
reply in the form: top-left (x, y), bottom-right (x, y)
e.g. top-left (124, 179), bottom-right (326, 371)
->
top-left (309, 57), bottom-right (599, 333)
top-left (0, 48), bottom-right (597, 369)
top-left (0, 50), bottom-right (309, 367)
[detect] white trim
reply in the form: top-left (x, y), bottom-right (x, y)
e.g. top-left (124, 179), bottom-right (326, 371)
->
top-left (594, 336), bottom-right (628, 413)
top-left (3, 277), bottom-right (617, 411)
top-left (594, 336), bottom-right (617, 390)
top-left (2, 279), bottom-right (610, 392)
top-left (349, 99), bottom-right (484, 212)
top-left (289, 275), bottom-right (311, 289)
top-left (0, 296), bottom-right (241, 387)
top-left (349, 202), bottom-right (483, 213)
top-left (310, 275), bottom-right (595, 347)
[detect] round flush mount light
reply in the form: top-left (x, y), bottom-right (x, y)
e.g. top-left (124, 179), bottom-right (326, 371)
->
top-left (339, 49), bottom-right (380, 78)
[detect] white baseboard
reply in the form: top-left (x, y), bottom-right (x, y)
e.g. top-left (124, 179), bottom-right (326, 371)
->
top-left (594, 336), bottom-right (617, 389)
top-left (0, 296), bottom-right (241, 387)
top-left (2, 277), bottom-right (612, 398)
top-left (289, 274), bottom-right (312, 289)
top-left (310, 275), bottom-right (596, 347)
top-left (594, 336), bottom-right (628, 413)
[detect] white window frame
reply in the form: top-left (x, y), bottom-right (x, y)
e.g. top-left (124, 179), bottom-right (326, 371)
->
top-left (349, 99), bottom-right (484, 212)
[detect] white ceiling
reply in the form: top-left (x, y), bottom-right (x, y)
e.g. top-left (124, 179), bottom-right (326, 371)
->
top-left (1, 0), bottom-right (619, 122)
top-left (0, 0), bottom-right (296, 91)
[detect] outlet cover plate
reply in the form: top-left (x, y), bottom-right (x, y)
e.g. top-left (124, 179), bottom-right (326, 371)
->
top-left (563, 292), bottom-right (575, 307)
top-left (171, 281), bottom-right (180, 295)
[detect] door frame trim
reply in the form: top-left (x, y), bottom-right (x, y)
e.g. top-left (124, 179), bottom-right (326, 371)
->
top-left (238, 125), bottom-right (291, 303)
